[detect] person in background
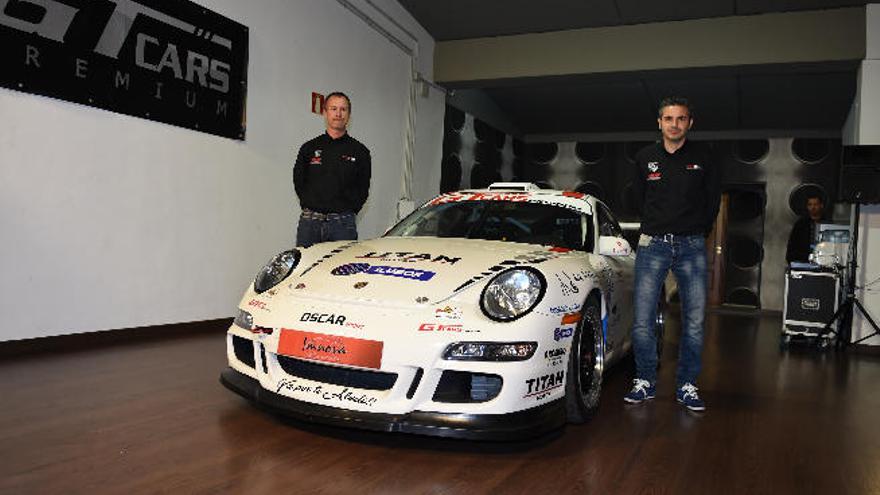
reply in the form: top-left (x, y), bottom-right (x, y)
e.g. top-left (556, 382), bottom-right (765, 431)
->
top-left (293, 91), bottom-right (371, 248)
top-left (624, 96), bottom-right (721, 412)
top-left (786, 194), bottom-right (825, 264)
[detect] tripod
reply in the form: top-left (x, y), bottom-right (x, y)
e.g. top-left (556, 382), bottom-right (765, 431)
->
top-left (822, 203), bottom-right (880, 345)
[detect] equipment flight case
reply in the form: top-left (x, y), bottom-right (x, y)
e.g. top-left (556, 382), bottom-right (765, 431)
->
top-left (782, 267), bottom-right (840, 349)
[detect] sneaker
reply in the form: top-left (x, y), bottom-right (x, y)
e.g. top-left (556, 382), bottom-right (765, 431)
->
top-left (623, 379), bottom-right (656, 403)
top-left (676, 383), bottom-right (706, 411)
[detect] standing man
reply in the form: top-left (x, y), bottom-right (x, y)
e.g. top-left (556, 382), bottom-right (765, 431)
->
top-left (786, 194), bottom-right (825, 263)
top-left (624, 96), bottom-right (721, 412)
top-left (293, 91), bottom-right (371, 247)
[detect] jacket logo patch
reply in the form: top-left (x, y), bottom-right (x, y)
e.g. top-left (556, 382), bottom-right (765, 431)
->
top-left (686, 163), bottom-right (702, 170)
top-left (341, 154), bottom-right (357, 163)
top-left (648, 162), bottom-right (659, 172)
top-left (647, 172), bottom-right (662, 181)
top-left (310, 150), bottom-right (322, 165)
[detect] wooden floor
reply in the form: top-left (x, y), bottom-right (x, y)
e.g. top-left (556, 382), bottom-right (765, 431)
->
top-left (2, 311), bottom-right (880, 495)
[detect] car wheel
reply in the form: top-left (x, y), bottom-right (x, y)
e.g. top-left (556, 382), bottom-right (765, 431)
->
top-left (566, 299), bottom-right (604, 423)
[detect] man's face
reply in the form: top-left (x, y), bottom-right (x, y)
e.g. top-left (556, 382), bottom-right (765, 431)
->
top-left (658, 105), bottom-right (693, 143)
top-left (806, 197), bottom-right (824, 221)
top-left (323, 96), bottom-right (350, 133)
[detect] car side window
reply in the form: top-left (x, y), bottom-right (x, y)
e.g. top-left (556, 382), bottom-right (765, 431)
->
top-left (597, 203), bottom-right (624, 238)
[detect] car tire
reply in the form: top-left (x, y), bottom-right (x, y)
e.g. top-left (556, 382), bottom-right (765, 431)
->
top-left (565, 298), bottom-right (604, 424)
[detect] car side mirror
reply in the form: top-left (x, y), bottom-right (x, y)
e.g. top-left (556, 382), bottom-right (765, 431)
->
top-left (598, 236), bottom-right (632, 256)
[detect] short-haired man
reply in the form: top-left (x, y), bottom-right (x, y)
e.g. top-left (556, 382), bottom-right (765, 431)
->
top-left (624, 96), bottom-right (721, 411)
top-left (293, 92), bottom-right (371, 247)
top-left (786, 194), bottom-right (825, 263)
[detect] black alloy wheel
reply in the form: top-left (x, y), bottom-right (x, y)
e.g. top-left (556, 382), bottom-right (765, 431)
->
top-left (566, 299), bottom-right (604, 423)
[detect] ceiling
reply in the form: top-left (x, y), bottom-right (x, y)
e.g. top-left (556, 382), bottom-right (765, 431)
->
top-left (398, 0), bottom-right (869, 138)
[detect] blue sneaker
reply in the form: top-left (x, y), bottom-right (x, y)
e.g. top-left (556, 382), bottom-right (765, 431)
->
top-left (676, 383), bottom-right (706, 411)
top-left (623, 379), bottom-right (656, 403)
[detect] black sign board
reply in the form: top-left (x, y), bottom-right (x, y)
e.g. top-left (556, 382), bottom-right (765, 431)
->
top-left (0, 0), bottom-right (248, 140)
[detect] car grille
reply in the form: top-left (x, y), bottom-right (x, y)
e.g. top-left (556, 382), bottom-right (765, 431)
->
top-left (232, 335), bottom-right (255, 369)
top-left (276, 355), bottom-right (397, 391)
top-left (432, 370), bottom-right (503, 403)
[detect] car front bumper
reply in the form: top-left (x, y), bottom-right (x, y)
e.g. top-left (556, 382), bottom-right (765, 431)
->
top-left (220, 367), bottom-right (566, 440)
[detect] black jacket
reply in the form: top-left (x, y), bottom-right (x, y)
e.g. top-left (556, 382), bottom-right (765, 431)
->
top-left (786, 216), bottom-right (817, 263)
top-left (632, 140), bottom-right (721, 236)
top-left (293, 132), bottom-right (371, 214)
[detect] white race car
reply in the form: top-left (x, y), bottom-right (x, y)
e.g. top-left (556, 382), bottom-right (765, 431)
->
top-left (220, 183), bottom-right (661, 439)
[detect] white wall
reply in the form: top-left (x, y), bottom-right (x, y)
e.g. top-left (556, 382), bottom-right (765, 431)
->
top-left (0, 0), bottom-right (444, 341)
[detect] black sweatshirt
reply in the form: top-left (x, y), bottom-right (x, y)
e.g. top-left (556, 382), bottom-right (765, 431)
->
top-left (293, 132), bottom-right (371, 214)
top-left (632, 140), bottom-right (721, 236)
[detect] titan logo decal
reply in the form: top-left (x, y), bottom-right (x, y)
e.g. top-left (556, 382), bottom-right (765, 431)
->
top-left (524, 370), bottom-right (565, 398)
top-left (357, 252), bottom-right (461, 264)
top-left (0, 0), bottom-right (248, 139)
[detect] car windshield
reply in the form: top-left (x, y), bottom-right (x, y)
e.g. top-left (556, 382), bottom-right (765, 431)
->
top-left (386, 200), bottom-right (593, 251)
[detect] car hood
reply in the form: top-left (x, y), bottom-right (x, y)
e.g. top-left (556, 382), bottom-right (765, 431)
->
top-left (292, 237), bottom-right (565, 305)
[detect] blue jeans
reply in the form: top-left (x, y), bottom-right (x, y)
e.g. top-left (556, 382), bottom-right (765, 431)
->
top-left (631, 234), bottom-right (707, 386)
top-left (296, 211), bottom-right (358, 248)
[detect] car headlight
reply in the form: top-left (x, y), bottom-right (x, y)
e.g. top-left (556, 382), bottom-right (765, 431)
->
top-left (254, 249), bottom-right (300, 294)
top-left (443, 342), bottom-right (537, 361)
top-left (480, 268), bottom-right (546, 321)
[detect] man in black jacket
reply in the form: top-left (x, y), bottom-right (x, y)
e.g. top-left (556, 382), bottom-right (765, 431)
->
top-left (293, 92), bottom-right (371, 247)
top-left (786, 195), bottom-right (825, 263)
top-left (623, 96), bottom-right (721, 412)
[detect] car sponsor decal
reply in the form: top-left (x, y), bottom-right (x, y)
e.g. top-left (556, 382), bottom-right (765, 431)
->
top-left (544, 347), bottom-right (567, 367)
top-left (553, 327), bottom-right (574, 341)
top-left (275, 377), bottom-right (378, 407)
top-left (434, 306), bottom-right (462, 321)
top-left (247, 299), bottom-right (269, 311)
top-left (278, 329), bottom-right (382, 369)
top-left (428, 191), bottom-right (531, 206)
top-left (524, 370), bottom-right (565, 399)
top-left (418, 323), bottom-right (479, 333)
top-left (561, 312), bottom-right (581, 325)
top-left (331, 263), bottom-right (435, 281)
top-left (548, 303), bottom-right (581, 314)
top-left (300, 312), bottom-right (346, 325)
top-left (356, 252), bottom-right (461, 264)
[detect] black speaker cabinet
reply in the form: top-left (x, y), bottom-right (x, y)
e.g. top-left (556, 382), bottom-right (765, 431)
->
top-left (840, 145), bottom-right (880, 204)
top-left (783, 270), bottom-right (839, 327)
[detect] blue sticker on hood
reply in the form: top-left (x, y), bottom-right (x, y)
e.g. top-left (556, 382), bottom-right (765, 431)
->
top-left (331, 263), bottom-right (435, 281)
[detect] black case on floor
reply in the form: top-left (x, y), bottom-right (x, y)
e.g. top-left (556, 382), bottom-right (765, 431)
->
top-left (783, 269), bottom-right (840, 334)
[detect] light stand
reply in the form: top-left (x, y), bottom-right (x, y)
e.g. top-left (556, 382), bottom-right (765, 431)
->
top-left (822, 202), bottom-right (880, 345)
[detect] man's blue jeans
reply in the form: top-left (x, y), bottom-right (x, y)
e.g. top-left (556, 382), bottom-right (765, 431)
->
top-left (631, 234), bottom-right (707, 386)
top-left (296, 211), bottom-right (358, 248)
